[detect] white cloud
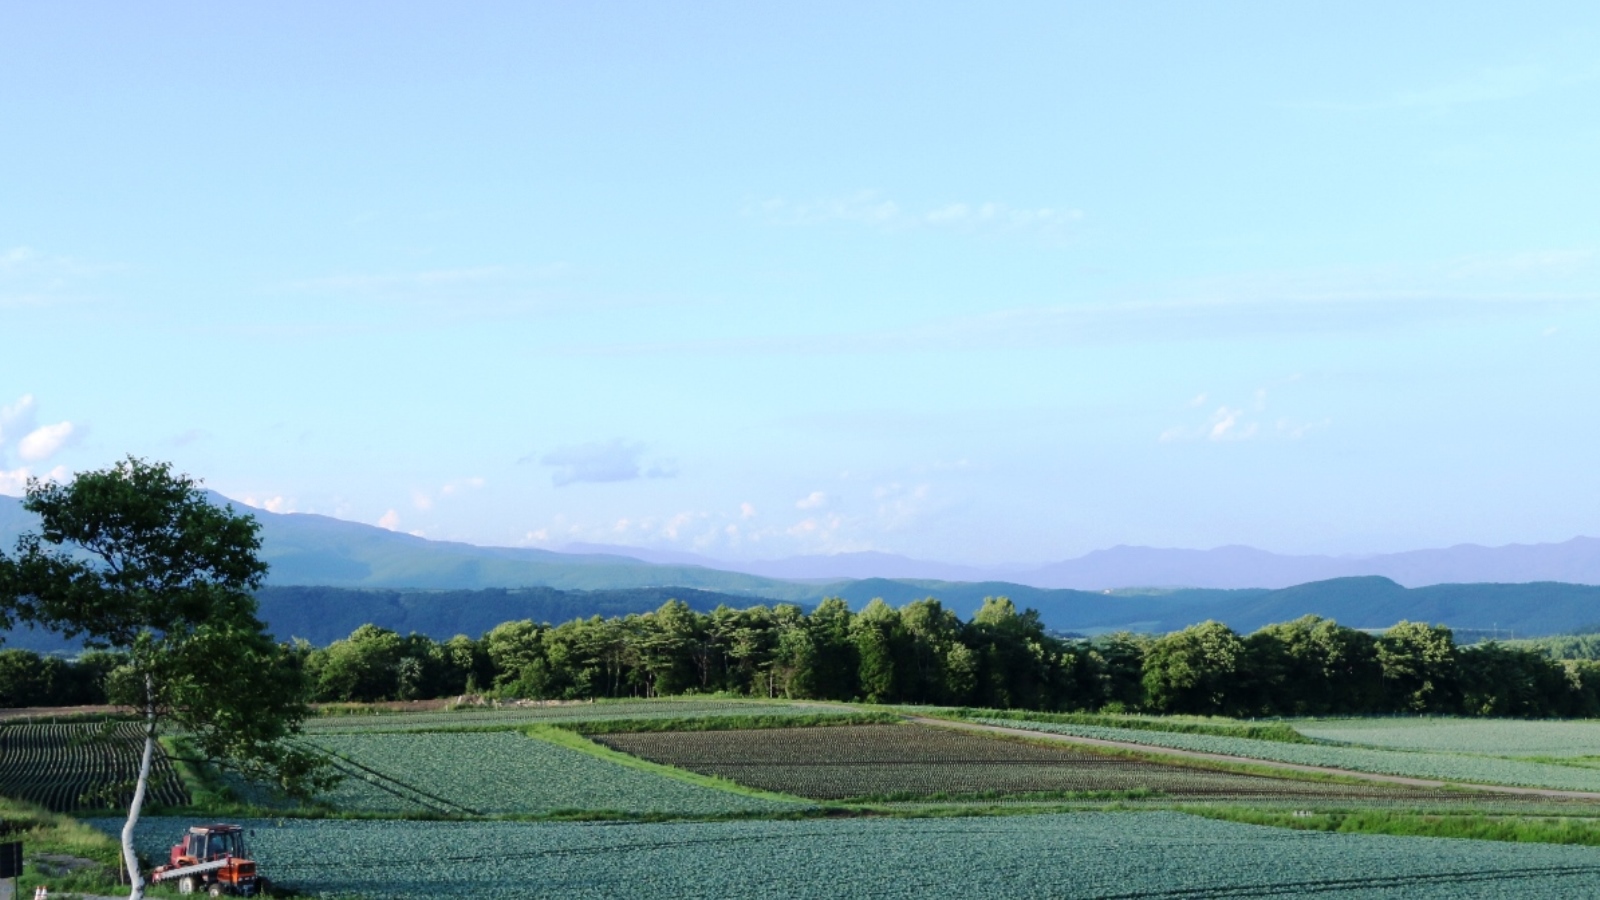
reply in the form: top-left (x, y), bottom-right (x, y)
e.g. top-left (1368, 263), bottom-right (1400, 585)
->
top-left (377, 509), bottom-right (401, 531)
top-left (1, 397), bottom-right (77, 464)
top-left (739, 502), bottom-right (757, 519)
top-left (0, 464), bottom-right (67, 497)
top-left (0, 468), bottom-right (29, 495)
top-left (241, 495), bottom-right (295, 514)
top-left (0, 395), bottom-right (37, 445)
top-left (795, 491), bottom-right (827, 510)
top-left (1207, 407), bottom-right (1255, 441)
top-left (660, 512), bottom-right (700, 540)
top-left (1162, 387), bottom-right (1324, 443)
top-left (18, 421), bottom-right (76, 461)
top-left (753, 191), bottom-right (1083, 241)
top-left (440, 476), bottom-right (486, 496)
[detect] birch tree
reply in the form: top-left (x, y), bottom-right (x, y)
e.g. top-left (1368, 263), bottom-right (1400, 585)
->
top-left (0, 457), bottom-right (333, 898)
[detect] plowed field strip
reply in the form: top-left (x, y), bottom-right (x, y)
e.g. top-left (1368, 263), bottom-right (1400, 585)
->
top-left (923, 717), bottom-right (1600, 801)
top-left (594, 724), bottom-right (1456, 802)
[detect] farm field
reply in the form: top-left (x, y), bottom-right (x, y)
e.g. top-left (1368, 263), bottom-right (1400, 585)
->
top-left (301, 730), bottom-right (801, 816)
top-left (0, 721), bottom-right (188, 813)
top-left (1293, 718), bottom-right (1600, 758)
top-left (301, 699), bottom-right (845, 733)
top-left (973, 716), bottom-right (1600, 793)
top-left (595, 723), bottom-right (1463, 803)
top-left (99, 811), bottom-right (1600, 899)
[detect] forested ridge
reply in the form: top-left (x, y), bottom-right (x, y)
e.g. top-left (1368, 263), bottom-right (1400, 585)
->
top-left (7, 596), bottom-right (1600, 719)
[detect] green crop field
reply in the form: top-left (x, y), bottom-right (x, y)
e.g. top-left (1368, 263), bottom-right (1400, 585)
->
top-left (301, 699), bottom-right (844, 733)
top-left (972, 717), bottom-right (1600, 792)
top-left (1293, 718), bottom-right (1600, 758)
top-left (595, 723), bottom-right (1459, 803)
top-left (0, 721), bottom-right (189, 813)
top-left (301, 730), bottom-right (801, 816)
top-left (99, 812), bottom-right (1600, 899)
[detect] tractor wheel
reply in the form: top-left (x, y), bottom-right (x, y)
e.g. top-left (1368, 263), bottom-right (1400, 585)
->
top-left (209, 883), bottom-right (227, 897)
top-left (178, 875), bottom-right (199, 894)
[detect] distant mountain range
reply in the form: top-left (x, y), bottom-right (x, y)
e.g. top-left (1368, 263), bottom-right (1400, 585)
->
top-left (561, 538), bottom-right (1600, 591)
top-left (5, 493), bottom-right (1600, 592)
top-left (4, 576), bottom-right (1593, 652)
top-left (6, 493), bottom-right (1600, 643)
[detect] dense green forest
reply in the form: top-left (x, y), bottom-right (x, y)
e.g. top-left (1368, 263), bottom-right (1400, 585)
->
top-left (7, 597), bottom-right (1600, 718)
top-left (1505, 632), bottom-right (1600, 661)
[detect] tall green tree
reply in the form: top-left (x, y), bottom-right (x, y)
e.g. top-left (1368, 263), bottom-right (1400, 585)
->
top-left (0, 458), bottom-right (334, 899)
top-left (1141, 620), bottom-right (1248, 715)
top-left (1378, 620), bottom-right (1459, 713)
top-left (850, 599), bottom-right (903, 703)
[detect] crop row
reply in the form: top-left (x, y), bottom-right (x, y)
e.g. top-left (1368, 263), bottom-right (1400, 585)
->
top-left (302, 700), bottom-right (839, 733)
top-left (1291, 718), bottom-right (1600, 758)
top-left (975, 718), bottom-right (1600, 792)
top-left (102, 812), bottom-right (1600, 899)
top-left (594, 724), bottom-right (1453, 802)
top-left (0, 721), bottom-right (189, 812)
top-left (300, 731), bottom-right (799, 816)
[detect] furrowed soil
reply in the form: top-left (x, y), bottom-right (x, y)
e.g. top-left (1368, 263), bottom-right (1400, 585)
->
top-left (593, 723), bottom-right (1475, 803)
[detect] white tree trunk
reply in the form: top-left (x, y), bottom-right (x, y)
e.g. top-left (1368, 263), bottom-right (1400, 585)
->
top-left (122, 676), bottom-right (156, 900)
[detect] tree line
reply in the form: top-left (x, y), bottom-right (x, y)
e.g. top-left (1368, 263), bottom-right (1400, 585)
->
top-left (11, 596), bottom-right (1600, 718)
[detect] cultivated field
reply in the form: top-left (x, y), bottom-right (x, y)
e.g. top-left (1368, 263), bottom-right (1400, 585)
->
top-left (0, 721), bottom-right (189, 812)
top-left (300, 699), bottom-right (844, 733)
top-left (14, 701), bottom-right (1600, 898)
top-left (1293, 717), bottom-right (1600, 758)
top-left (595, 723), bottom-right (1462, 803)
top-left (102, 811), bottom-right (1600, 899)
top-left (300, 730), bottom-right (801, 816)
top-left (973, 716), bottom-right (1600, 792)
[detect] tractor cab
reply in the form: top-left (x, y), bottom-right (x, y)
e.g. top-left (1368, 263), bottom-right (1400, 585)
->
top-left (152, 824), bottom-right (267, 896)
top-left (174, 825), bottom-right (248, 866)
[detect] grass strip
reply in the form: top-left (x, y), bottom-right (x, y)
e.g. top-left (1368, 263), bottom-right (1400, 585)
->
top-left (946, 708), bottom-right (1311, 743)
top-left (521, 724), bottom-right (814, 807)
top-left (1185, 805), bottom-right (1600, 847)
top-left (566, 712), bottom-right (900, 734)
top-left (0, 796), bottom-right (134, 896)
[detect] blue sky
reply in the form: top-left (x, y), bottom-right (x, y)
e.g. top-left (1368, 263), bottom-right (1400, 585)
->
top-left (3, 2), bottom-right (1598, 563)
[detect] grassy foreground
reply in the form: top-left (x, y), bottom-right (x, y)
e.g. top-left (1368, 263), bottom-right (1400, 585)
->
top-left (0, 796), bottom-right (135, 896)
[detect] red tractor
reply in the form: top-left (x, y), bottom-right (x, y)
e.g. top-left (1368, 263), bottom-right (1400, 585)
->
top-left (149, 824), bottom-right (268, 896)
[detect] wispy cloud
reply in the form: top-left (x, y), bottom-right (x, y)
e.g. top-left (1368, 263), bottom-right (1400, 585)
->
top-left (410, 476), bottom-right (487, 510)
top-left (1300, 63), bottom-right (1599, 113)
top-left (539, 439), bottom-right (677, 487)
top-left (795, 491), bottom-right (827, 510)
top-left (274, 264), bottom-right (575, 320)
top-left (0, 246), bottom-right (116, 309)
top-left (286, 266), bottom-right (518, 293)
top-left (551, 288), bottom-right (1597, 359)
top-left (750, 191), bottom-right (1083, 241)
top-left (1160, 388), bottom-right (1328, 444)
